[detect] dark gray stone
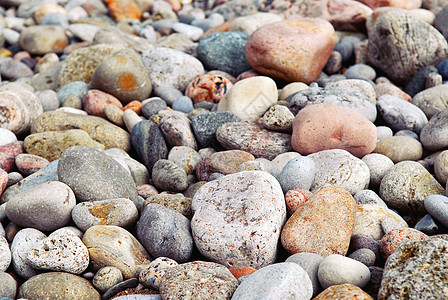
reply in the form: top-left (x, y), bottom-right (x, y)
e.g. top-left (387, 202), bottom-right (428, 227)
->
top-left (57, 146), bottom-right (138, 205)
top-left (151, 159), bottom-right (189, 192)
top-left (0, 58), bottom-right (33, 80)
top-left (102, 278), bottom-right (139, 300)
top-left (141, 99), bottom-right (167, 118)
top-left (137, 203), bottom-right (193, 263)
top-left (348, 248), bottom-right (376, 267)
top-left (192, 111), bottom-right (240, 147)
top-left (415, 214), bottom-right (439, 235)
top-left (364, 266), bottom-right (383, 300)
top-left (405, 66), bottom-right (439, 97)
top-left (334, 36), bottom-right (362, 62)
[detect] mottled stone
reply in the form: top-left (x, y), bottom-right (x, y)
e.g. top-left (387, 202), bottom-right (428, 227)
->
top-left (139, 257), bottom-right (178, 289)
top-left (196, 150), bottom-right (254, 181)
top-left (379, 228), bottom-right (428, 259)
top-left (160, 114), bottom-right (197, 150)
top-left (314, 283), bottom-right (374, 300)
top-left (0, 271), bottom-right (17, 299)
top-left (412, 84), bottom-right (448, 119)
top-left (362, 153), bottom-right (394, 188)
top-left (14, 153), bottom-right (49, 176)
top-left (261, 104), bottom-right (294, 132)
top-left (143, 194), bottom-right (192, 219)
top-left (152, 159), bottom-right (189, 192)
top-left (19, 25), bottom-right (68, 55)
top-left (191, 111), bottom-right (240, 148)
top-left (373, 136), bottom-right (423, 163)
top-left (92, 266), bottom-right (123, 293)
top-left (277, 156), bottom-right (315, 193)
top-left (420, 109), bottom-right (448, 151)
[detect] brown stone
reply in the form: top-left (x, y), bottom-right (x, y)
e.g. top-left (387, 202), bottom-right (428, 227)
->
top-left (313, 283), bottom-right (374, 299)
top-left (374, 82), bottom-right (412, 102)
top-left (196, 150), bottom-right (254, 181)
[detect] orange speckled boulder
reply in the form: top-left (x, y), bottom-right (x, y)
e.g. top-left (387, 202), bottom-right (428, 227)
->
top-left (185, 74), bottom-right (233, 103)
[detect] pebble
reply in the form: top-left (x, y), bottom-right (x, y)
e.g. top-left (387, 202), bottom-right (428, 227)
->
top-left (278, 82), bottom-right (309, 100)
top-left (102, 278), bottom-right (139, 300)
top-left (123, 109), bottom-right (143, 133)
top-left (343, 64), bottom-right (376, 81)
top-left (143, 194), bottom-right (192, 219)
top-left (104, 104), bottom-right (125, 126)
top-left (354, 190), bottom-right (387, 207)
top-left (379, 228), bottom-right (428, 259)
top-left (92, 266), bottom-right (123, 293)
top-left (412, 84), bottom-right (448, 119)
top-left (0, 57), bottom-right (33, 80)
top-left (14, 153), bottom-right (49, 176)
top-left (71, 198), bottom-right (138, 232)
top-left (231, 263), bottom-right (313, 300)
top-left (261, 104), bottom-right (294, 132)
top-left (285, 252), bottom-right (323, 297)
top-left (18, 25), bottom-right (69, 55)
top-left (0, 271), bottom-right (17, 299)
top-left (348, 248), bottom-right (377, 267)
top-left (172, 96), bottom-right (194, 113)
top-left (284, 189), bottom-right (314, 215)
top-left (160, 114), bottom-right (198, 150)
top-left (191, 171), bottom-right (286, 268)
top-left (228, 12), bottom-right (283, 34)
top-left (0, 236), bottom-right (11, 271)
top-left (191, 111), bottom-right (240, 148)
top-left (0, 141), bottom-right (24, 173)
top-left (326, 79), bottom-right (377, 104)
top-left (167, 146), bottom-right (202, 175)
top-left (277, 156), bottom-right (316, 193)
top-left (0, 169), bottom-right (7, 196)
top-left (35, 89), bottom-right (60, 112)
top-left (0, 129), bottom-right (16, 147)
top-left (374, 82), bottom-right (412, 102)
top-left (424, 194), bottom-right (448, 227)
top-left (82, 89), bottom-right (123, 117)
top-left (10, 228), bottom-right (46, 279)
top-left (152, 159), bottom-right (189, 192)
top-left (373, 136), bottom-right (423, 163)
top-left (414, 214), bottom-right (439, 235)
top-left (139, 257), bottom-right (178, 289)
top-left (361, 154), bottom-right (394, 188)
top-left (314, 283), bottom-right (374, 300)
top-left (281, 185), bottom-right (356, 257)
top-left (185, 74), bottom-right (232, 104)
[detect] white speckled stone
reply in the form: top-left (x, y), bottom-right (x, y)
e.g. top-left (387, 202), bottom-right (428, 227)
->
top-left (0, 236), bottom-right (11, 271)
top-left (362, 153), bottom-right (394, 188)
top-left (11, 228), bottom-right (46, 279)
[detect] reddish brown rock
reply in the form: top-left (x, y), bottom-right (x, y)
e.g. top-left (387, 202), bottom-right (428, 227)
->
top-left (291, 104), bottom-right (377, 158)
top-left (285, 189), bottom-right (313, 216)
top-left (245, 18), bottom-right (335, 84)
top-left (0, 168), bottom-right (7, 196)
top-left (0, 141), bottom-right (24, 172)
top-left (123, 100), bottom-right (142, 115)
top-left (15, 154), bottom-right (50, 176)
top-left (281, 185), bottom-right (357, 257)
top-left (229, 266), bottom-right (257, 279)
top-left (379, 228), bottom-right (428, 259)
top-left (235, 69), bottom-right (261, 82)
top-left (104, 0), bottom-right (142, 21)
top-left (374, 82), bottom-right (412, 102)
top-left (313, 283), bottom-right (374, 299)
top-left (357, 0), bottom-right (421, 9)
top-left (196, 150), bottom-right (254, 181)
top-left (82, 90), bottom-right (123, 118)
top-left (137, 184), bottom-right (159, 199)
top-left (185, 74), bottom-right (233, 104)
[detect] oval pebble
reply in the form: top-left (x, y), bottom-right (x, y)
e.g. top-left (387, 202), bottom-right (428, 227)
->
top-left (277, 156), bottom-right (316, 193)
top-left (15, 153), bottom-right (50, 176)
top-left (92, 266), bottom-right (123, 293)
top-left (0, 236), bottom-right (11, 271)
top-left (0, 129), bottom-right (17, 147)
top-left (379, 228), bottom-right (428, 259)
top-left (82, 89), bottom-right (123, 117)
top-left (139, 257), bottom-right (178, 290)
top-left (373, 136), bottom-right (423, 163)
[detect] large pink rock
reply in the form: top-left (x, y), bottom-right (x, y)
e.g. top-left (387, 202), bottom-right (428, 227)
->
top-left (245, 18), bottom-right (335, 84)
top-left (291, 104), bottom-right (377, 157)
top-left (357, 0), bottom-right (422, 9)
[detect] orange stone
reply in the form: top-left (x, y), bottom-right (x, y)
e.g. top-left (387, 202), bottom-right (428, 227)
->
top-left (123, 100), bottom-right (142, 115)
top-left (228, 266), bottom-right (257, 279)
top-left (313, 283), bottom-right (374, 299)
top-left (185, 74), bottom-right (233, 104)
top-left (379, 228), bottom-right (428, 259)
top-left (105, 0), bottom-right (142, 21)
top-left (82, 89), bottom-right (123, 118)
top-left (374, 82), bottom-right (412, 102)
top-left (285, 189), bottom-right (313, 215)
top-left (245, 18), bottom-right (335, 84)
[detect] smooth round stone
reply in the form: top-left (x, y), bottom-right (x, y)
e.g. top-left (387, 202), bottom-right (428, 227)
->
top-left (379, 228), bottom-right (428, 259)
top-left (0, 236), bottom-right (10, 271)
top-left (0, 169), bottom-right (7, 197)
top-left (380, 161), bottom-right (444, 212)
top-left (377, 126), bottom-right (393, 140)
top-left (90, 49), bottom-right (151, 104)
top-left (139, 257), bottom-right (178, 289)
top-left (324, 50), bottom-right (343, 74)
top-left (57, 81), bottom-right (89, 104)
top-left (0, 58), bottom-right (33, 80)
top-left (281, 185), bottom-right (356, 257)
top-left (0, 272), bottom-right (17, 299)
top-left (412, 84), bottom-right (448, 119)
top-left (197, 32), bottom-right (251, 77)
top-left (153, 87), bottom-right (184, 107)
top-left (343, 64), bottom-right (376, 81)
top-left (375, 82), bottom-right (412, 102)
top-left (349, 235), bottom-right (380, 261)
top-left (348, 248), bottom-right (376, 267)
top-left (72, 198), bottom-right (138, 232)
top-left (137, 203), bottom-right (193, 263)
top-left (334, 36), bottom-right (361, 61)
top-left (0, 91), bottom-right (31, 135)
top-left (308, 149), bottom-right (370, 195)
top-left (82, 89), bottom-right (123, 117)
top-left (167, 146), bottom-right (202, 175)
top-left (92, 266), bottom-right (123, 293)
top-left (18, 272), bottom-right (100, 300)
top-left (424, 194), bottom-right (448, 227)
top-left (434, 150), bottom-right (448, 184)
top-left (245, 18), bottom-right (335, 84)
top-left (141, 99), bottom-right (167, 118)
top-left (326, 79), bottom-right (376, 104)
top-left (172, 22), bottom-right (203, 41)
top-left (414, 214), bottom-right (439, 235)
top-left (141, 47), bottom-right (204, 92)
top-left (143, 194), bottom-right (192, 219)
top-left (237, 160), bottom-right (268, 172)
top-left (196, 150), bottom-right (254, 181)
top-left (420, 109), bottom-right (448, 151)
top-left (191, 111), bottom-right (240, 148)
top-left (285, 252), bottom-right (324, 297)
top-left (217, 76), bottom-right (277, 121)
top-left (395, 129), bottom-right (419, 140)
top-left (353, 204), bottom-right (408, 240)
top-left (285, 189), bottom-right (313, 215)
top-left (172, 96), bottom-right (193, 113)
top-left (102, 278), bottom-right (139, 299)
top-left (19, 25), bottom-right (68, 55)
top-left (279, 82), bottom-right (309, 100)
top-left (104, 104), bottom-right (125, 126)
top-left (82, 225), bottom-right (151, 279)
top-left (35, 52), bottom-right (59, 73)
top-left (192, 171), bottom-right (286, 268)
top-left (0, 129), bottom-right (16, 147)
top-left (26, 228), bottom-right (89, 274)
top-left (151, 159), bottom-right (189, 192)
top-left (7, 172), bottom-right (22, 188)
top-left (11, 228), bottom-right (46, 279)
top-left (314, 283), bottom-right (374, 299)
top-left (277, 156), bottom-right (316, 193)
top-left (292, 103), bottom-right (377, 157)
top-left (185, 74), bottom-right (233, 104)
top-left (379, 239), bottom-right (448, 299)
top-left (362, 153), bottom-right (394, 188)
top-left (377, 95), bottom-right (428, 133)
top-left (228, 12), bottom-right (283, 34)
top-left (6, 181), bottom-right (75, 231)
top-left (0, 141), bottom-right (24, 175)
top-left (35, 89), bottom-right (60, 112)
top-left (14, 153), bottom-right (49, 176)
top-left (269, 152), bottom-right (301, 178)
top-left (159, 261), bottom-right (238, 299)
top-left (318, 254), bottom-right (371, 289)
top-left (58, 146), bottom-right (138, 205)
top-left (373, 136), bottom-right (423, 163)
top-left (261, 104), bottom-right (295, 132)
top-left (123, 109), bottom-right (143, 133)
top-left (105, 148), bottom-right (150, 186)
top-left (354, 190), bottom-right (387, 207)
top-left (160, 114), bottom-right (197, 150)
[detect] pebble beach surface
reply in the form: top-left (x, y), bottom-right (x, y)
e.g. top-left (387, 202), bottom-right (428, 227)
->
top-left (1, 0), bottom-right (448, 299)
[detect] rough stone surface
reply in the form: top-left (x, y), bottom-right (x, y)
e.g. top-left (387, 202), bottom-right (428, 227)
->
top-left (151, 159), bottom-right (189, 192)
top-left (191, 111), bottom-right (240, 147)
top-left (314, 283), bottom-right (374, 300)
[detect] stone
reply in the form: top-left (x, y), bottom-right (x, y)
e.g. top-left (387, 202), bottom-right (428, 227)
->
top-left (82, 90), bottom-right (123, 117)
top-left (192, 171), bottom-right (286, 268)
top-left (420, 108), bottom-right (448, 151)
top-left (82, 225), bottom-right (151, 279)
top-left (196, 150), bottom-right (254, 181)
top-left (405, 65), bottom-right (439, 98)
top-left (373, 136), bottom-right (423, 163)
top-left (228, 12), bottom-right (283, 34)
top-left (10, 228), bottom-right (46, 279)
top-left (414, 214), bottom-right (439, 235)
top-left (0, 91), bottom-right (31, 136)
top-left (168, 146), bottom-right (202, 175)
top-left (142, 47), bottom-right (204, 92)
top-left (31, 111), bottom-right (131, 151)
top-left (379, 228), bottom-right (428, 259)
top-left (216, 121), bottom-right (292, 160)
top-left (105, 148), bottom-right (150, 186)
top-left (375, 82), bottom-right (412, 102)
top-left (285, 189), bottom-right (313, 215)
top-left (105, 0), bottom-right (142, 21)
top-left (292, 103), bottom-right (377, 157)
top-left (378, 239), bottom-right (448, 299)
top-left (139, 257), bottom-right (178, 289)
top-left (191, 111), bottom-right (240, 148)
top-left (314, 283), bottom-right (374, 300)
top-left (281, 185), bottom-right (356, 257)
top-left (26, 228), bottom-right (89, 274)
top-left (261, 104), bottom-right (295, 132)
top-left (425, 195), bottom-right (448, 228)
top-left (379, 161), bottom-right (444, 212)
top-left (71, 198), bottom-right (138, 232)
top-left (151, 159), bottom-right (189, 192)
top-left (277, 156), bottom-right (316, 193)
top-left (185, 74), bottom-right (233, 104)
top-left (123, 109), bottom-right (143, 133)
top-left (433, 150), bottom-right (448, 185)
top-left (92, 266), bottom-right (123, 293)
top-left (6, 181), bottom-right (75, 232)
top-left (0, 236), bottom-right (10, 271)
top-left (101, 278), bottom-right (139, 299)
top-left (159, 261), bottom-right (238, 299)
top-left (285, 252), bottom-right (324, 297)
top-left (0, 129), bottom-right (16, 147)
top-left (362, 153), bottom-right (394, 188)
top-left (367, 9), bottom-right (448, 83)
top-left (58, 146), bottom-right (138, 205)
top-left (343, 64), bottom-right (376, 81)
top-left (57, 81), bottom-right (89, 105)
top-left (105, 104), bottom-right (125, 126)
top-left (19, 25), bottom-right (68, 55)
top-left (137, 203), bottom-right (193, 263)
top-left (15, 153), bottom-right (49, 176)
top-left (377, 95), bottom-right (428, 134)
top-left (0, 271), bottom-right (17, 299)
top-left (348, 248), bottom-right (376, 267)
top-left (349, 235), bottom-right (381, 262)
top-left (160, 114), bottom-right (197, 150)
top-left (308, 149), bottom-right (370, 195)
top-left (354, 190), bottom-right (387, 207)
top-left (326, 79), bottom-right (376, 104)
top-left (0, 57), bottom-right (33, 80)
top-left (245, 18), bottom-right (335, 83)
top-left (412, 84), bottom-right (448, 119)
top-left (172, 96), bottom-right (194, 113)
top-left (231, 263), bottom-right (313, 300)
top-left (143, 194), bottom-right (192, 219)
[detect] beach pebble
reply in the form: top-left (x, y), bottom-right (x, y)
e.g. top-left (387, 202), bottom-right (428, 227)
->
top-left (6, 181), bottom-right (76, 232)
top-left (269, 152), bottom-right (300, 178)
top-left (285, 189), bottom-right (314, 215)
top-left (0, 57), bottom-right (33, 80)
top-left (0, 169), bottom-right (7, 196)
top-left (92, 266), bottom-right (123, 293)
top-left (231, 263), bottom-right (313, 300)
top-left (191, 111), bottom-right (240, 148)
top-left (420, 108), bottom-right (448, 151)
top-left (277, 156), bottom-right (316, 193)
top-left (309, 149), bottom-right (370, 195)
top-left (379, 228), bottom-right (428, 259)
top-left (152, 159), bottom-right (189, 192)
top-left (285, 252), bottom-right (324, 297)
top-left (185, 74), bottom-right (233, 104)
top-left (82, 225), bottom-right (151, 279)
top-left (375, 82), bottom-right (412, 102)
top-left (160, 114), bottom-right (197, 150)
top-left (354, 190), bottom-right (387, 207)
top-left (192, 171), bottom-right (286, 268)
top-left (314, 283), bottom-right (374, 300)
top-left (412, 84), bottom-right (448, 119)
top-left (343, 64), bottom-right (376, 81)
top-left (142, 99), bottom-right (167, 118)
top-left (348, 248), bottom-right (376, 267)
top-left (167, 146), bottom-right (202, 175)
top-left (362, 153), bottom-right (394, 188)
top-left (19, 25), bottom-right (68, 55)
top-left (0, 92), bottom-right (31, 136)
top-left (139, 257), bottom-right (178, 290)
top-left (326, 79), bottom-right (376, 104)
top-left (14, 153), bottom-right (49, 176)
top-left (414, 214), bottom-right (439, 235)
top-left (123, 109), bottom-right (143, 133)
top-left (0, 129), bottom-right (16, 147)
top-left (228, 12), bottom-right (283, 34)
top-left (0, 141), bottom-right (24, 173)
top-left (261, 104), bottom-right (295, 132)
top-left (82, 89), bottom-right (123, 118)
top-left (0, 236), bottom-right (10, 271)
top-left (373, 136), bottom-right (423, 163)
top-left (281, 185), bottom-right (356, 257)
top-left (434, 150), bottom-right (448, 184)
top-left (196, 150), bottom-right (254, 181)
top-left (0, 271), bottom-right (17, 299)
top-left (424, 194), bottom-right (448, 227)
top-left (35, 89), bottom-right (60, 112)
top-left (278, 82), bottom-right (309, 100)
top-left (172, 96), bottom-right (194, 113)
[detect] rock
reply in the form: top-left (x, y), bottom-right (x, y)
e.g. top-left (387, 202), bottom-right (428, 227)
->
top-left (82, 89), bottom-right (123, 117)
top-left (137, 203), bottom-right (193, 263)
top-left (285, 189), bottom-right (313, 215)
top-left (292, 103), bottom-right (377, 157)
top-left (195, 150), bottom-right (254, 181)
top-left (314, 283), bottom-right (374, 300)
top-left (0, 129), bottom-right (16, 147)
top-left (228, 12), bottom-right (283, 34)
top-left (285, 252), bottom-right (324, 297)
top-left (0, 91), bottom-right (31, 136)
top-left (139, 257), bottom-right (178, 289)
top-left (19, 25), bottom-right (68, 55)
top-left (326, 79), bottom-right (376, 104)
top-left (420, 109), bottom-right (448, 151)
top-left (362, 153), bottom-right (394, 188)
top-left (6, 181), bottom-right (75, 231)
top-left (0, 236), bottom-right (11, 271)
top-left (0, 271), bottom-right (17, 299)
top-left (405, 65), bottom-right (439, 97)
top-left (151, 159), bottom-right (189, 192)
top-left (425, 195), bottom-right (448, 228)
top-left (58, 146), bottom-right (138, 205)
top-left (377, 95), bottom-right (428, 134)
top-left (354, 190), bottom-right (387, 207)
top-left (18, 272), bottom-right (100, 299)
top-left (216, 121), bottom-right (292, 160)
top-left (378, 239), bottom-right (448, 299)
top-left (102, 278), bottom-right (139, 300)
top-left (26, 228), bottom-right (89, 274)
top-left (373, 136), bottom-right (423, 163)
top-left (11, 228), bottom-right (46, 279)
top-left (277, 156), bottom-right (316, 193)
top-left (105, 104), bottom-right (125, 126)
top-left (143, 193), bottom-right (192, 219)
top-left (92, 266), bottom-right (123, 293)
top-left (379, 228), bottom-right (428, 259)
top-left (106, 0), bottom-right (141, 21)
top-left (31, 111), bottom-right (131, 151)
top-left (90, 49), bottom-right (152, 104)
top-left (379, 161), bottom-right (444, 212)
top-left (281, 185), bottom-right (356, 257)
top-left (231, 263), bottom-right (313, 300)
top-left (245, 18), bottom-right (335, 83)
top-left (348, 248), bottom-right (377, 267)
top-left (261, 104), bottom-right (295, 132)
top-left (375, 82), bottom-right (412, 102)
top-left (308, 149), bottom-right (370, 195)
top-left (191, 111), bottom-right (240, 148)
top-left (105, 148), bottom-right (150, 186)
top-left (415, 214), bottom-right (439, 235)
top-left (82, 225), bottom-right (151, 279)
top-left (343, 64), bottom-right (376, 81)
top-left (185, 74), bottom-right (233, 104)
top-left (142, 47), bottom-right (204, 92)
top-left (71, 198), bottom-right (138, 232)
top-left (412, 84), bottom-right (448, 119)
top-left (0, 57), bottom-right (33, 80)
top-left (160, 114), bottom-right (197, 150)
top-left (159, 261), bottom-right (238, 299)
top-left (191, 171), bottom-right (286, 268)
top-left (197, 32), bottom-right (251, 77)
top-left (167, 146), bottom-right (202, 175)
top-left (15, 153), bottom-right (49, 176)
top-left (367, 9), bottom-right (448, 83)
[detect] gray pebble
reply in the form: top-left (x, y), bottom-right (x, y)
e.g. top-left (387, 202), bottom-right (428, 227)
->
top-left (102, 278), bottom-right (139, 300)
top-left (381, 217), bottom-right (405, 235)
top-left (354, 189), bottom-right (388, 207)
top-left (361, 153), bottom-right (394, 189)
top-left (277, 156), bottom-right (316, 193)
top-left (376, 126), bottom-right (393, 140)
top-left (424, 194), bottom-right (448, 227)
top-left (415, 214), bottom-right (439, 235)
top-left (285, 252), bottom-right (324, 297)
top-left (348, 248), bottom-right (376, 267)
top-left (344, 64), bottom-right (376, 81)
top-left (35, 89), bottom-right (59, 112)
top-left (160, 114), bottom-right (198, 150)
top-left (395, 129), bottom-right (419, 140)
top-left (0, 236), bottom-right (11, 271)
top-left (152, 159), bottom-right (189, 192)
top-left (0, 271), bottom-right (17, 299)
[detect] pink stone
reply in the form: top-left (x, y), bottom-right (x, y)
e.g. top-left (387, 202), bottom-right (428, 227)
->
top-left (15, 153), bottom-right (50, 176)
top-left (0, 168), bottom-right (7, 196)
top-left (374, 83), bottom-right (412, 102)
top-left (13, 51), bottom-right (31, 61)
top-left (245, 18), bottom-right (335, 84)
top-left (82, 89), bottom-right (123, 118)
top-left (357, 0), bottom-right (422, 9)
top-left (137, 184), bottom-right (159, 198)
top-left (285, 189), bottom-right (313, 215)
top-left (185, 74), bottom-right (233, 104)
top-left (379, 228), bottom-right (428, 259)
top-left (235, 70), bottom-right (261, 82)
top-left (291, 104), bottom-right (377, 158)
top-left (0, 141), bottom-right (24, 172)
